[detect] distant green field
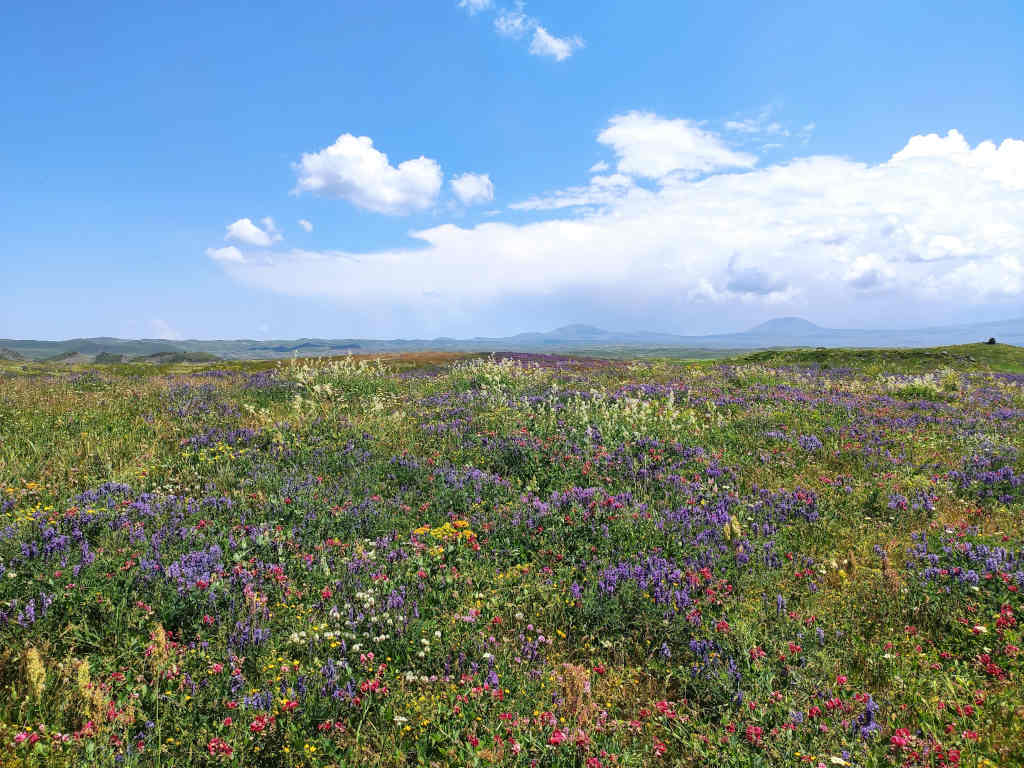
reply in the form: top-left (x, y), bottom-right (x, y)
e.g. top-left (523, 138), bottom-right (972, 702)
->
top-left (730, 342), bottom-right (1024, 373)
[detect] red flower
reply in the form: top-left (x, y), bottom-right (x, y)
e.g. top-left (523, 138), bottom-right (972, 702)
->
top-left (548, 729), bottom-right (567, 746)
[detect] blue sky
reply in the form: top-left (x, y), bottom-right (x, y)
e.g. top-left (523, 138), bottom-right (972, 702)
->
top-left (3, 0), bottom-right (1023, 340)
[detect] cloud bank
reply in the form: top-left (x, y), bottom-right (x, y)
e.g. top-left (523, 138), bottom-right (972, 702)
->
top-left (211, 117), bottom-right (1024, 335)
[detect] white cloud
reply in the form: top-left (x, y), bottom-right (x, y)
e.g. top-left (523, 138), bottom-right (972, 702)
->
top-left (726, 119), bottom-right (786, 136)
top-left (724, 106), bottom-right (789, 137)
top-left (494, 5), bottom-right (531, 37)
top-left (298, 218), bottom-right (313, 232)
top-left (293, 133), bottom-right (443, 214)
top-left (510, 173), bottom-right (641, 211)
top-left (589, 161), bottom-right (609, 173)
top-left (260, 217), bottom-right (282, 239)
top-left (597, 111), bottom-right (757, 179)
top-left (458, 0), bottom-right (492, 14)
top-left (451, 173), bottom-right (495, 205)
top-left (206, 245), bottom-right (245, 263)
top-left (529, 26), bottom-right (583, 61)
top-left (489, 3), bottom-right (582, 60)
top-left (225, 217), bottom-right (279, 247)
top-left (212, 127), bottom-right (1024, 333)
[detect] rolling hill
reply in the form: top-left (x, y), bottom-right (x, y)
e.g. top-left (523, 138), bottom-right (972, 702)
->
top-left (1, 316), bottom-right (1021, 361)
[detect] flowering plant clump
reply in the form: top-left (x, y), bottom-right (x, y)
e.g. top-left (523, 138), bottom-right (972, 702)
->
top-left (0, 352), bottom-right (1022, 765)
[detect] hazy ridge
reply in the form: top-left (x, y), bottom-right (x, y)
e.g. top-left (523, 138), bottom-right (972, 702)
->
top-left (1, 316), bottom-right (1021, 362)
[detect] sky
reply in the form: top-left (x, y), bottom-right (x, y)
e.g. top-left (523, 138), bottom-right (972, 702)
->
top-left (3, 0), bottom-right (1024, 341)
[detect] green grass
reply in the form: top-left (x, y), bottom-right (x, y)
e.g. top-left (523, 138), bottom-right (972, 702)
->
top-left (0, 350), bottom-right (1021, 767)
top-left (730, 342), bottom-right (1024, 373)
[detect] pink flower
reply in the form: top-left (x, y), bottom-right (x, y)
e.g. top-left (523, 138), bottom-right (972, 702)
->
top-left (891, 728), bottom-right (911, 748)
top-left (548, 729), bottom-right (567, 746)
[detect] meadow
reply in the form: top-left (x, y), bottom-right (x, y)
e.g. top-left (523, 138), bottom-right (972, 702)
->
top-left (1, 346), bottom-right (1022, 767)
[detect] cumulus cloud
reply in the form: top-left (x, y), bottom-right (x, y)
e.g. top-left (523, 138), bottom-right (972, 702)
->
top-left (298, 219), bottom-right (313, 232)
top-left (458, 0), bottom-right (492, 14)
top-left (451, 173), bottom-right (495, 205)
top-left (211, 127), bottom-right (1024, 333)
top-left (225, 217), bottom-right (280, 247)
top-left (293, 134), bottom-right (443, 214)
top-left (597, 111), bottom-right (757, 179)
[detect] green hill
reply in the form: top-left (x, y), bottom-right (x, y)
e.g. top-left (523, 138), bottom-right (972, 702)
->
top-left (730, 342), bottom-right (1024, 373)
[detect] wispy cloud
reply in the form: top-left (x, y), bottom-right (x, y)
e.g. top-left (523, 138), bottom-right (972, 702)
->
top-left (723, 105), bottom-right (818, 148)
top-left (598, 111), bottom-right (756, 179)
top-left (463, 1), bottom-right (583, 61)
top-left (457, 0), bottom-right (492, 14)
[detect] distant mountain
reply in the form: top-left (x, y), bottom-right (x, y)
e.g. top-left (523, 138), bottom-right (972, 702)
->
top-left (746, 317), bottom-right (824, 336)
top-left (1, 316), bottom-right (1022, 361)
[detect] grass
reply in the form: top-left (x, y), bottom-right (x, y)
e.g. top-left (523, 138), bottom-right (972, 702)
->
top-left (731, 342), bottom-right (1024, 374)
top-left (0, 348), bottom-right (1022, 767)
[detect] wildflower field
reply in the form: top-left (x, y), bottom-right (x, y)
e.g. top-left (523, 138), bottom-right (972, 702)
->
top-left (1, 347), bottom-right (1022, 767)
